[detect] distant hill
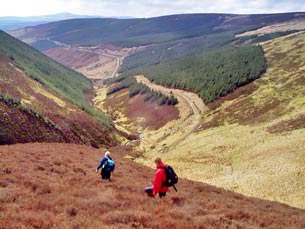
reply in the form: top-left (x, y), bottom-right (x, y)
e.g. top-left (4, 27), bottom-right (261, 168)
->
top-left (0, 12), bottom-right (103, 31)
top-left (11, 12), bottom-right (305, 47)
top-left (0, 31), bottom-right (116, 146)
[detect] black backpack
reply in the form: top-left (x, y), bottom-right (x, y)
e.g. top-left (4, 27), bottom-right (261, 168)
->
top-left (163, 165), bottom-right (178, 192)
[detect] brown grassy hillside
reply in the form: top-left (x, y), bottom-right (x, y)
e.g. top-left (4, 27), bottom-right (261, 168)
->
top-left (103, 89), bottom-right (179, 130)
top-left (0, 96), bottom-right (64, 144)
top-left (94, 88), bottom-right (179, 139)
top-left (0, 143), bottom-right (305, 228)
top-left (45, 47), bottom-right (100, 69)
top-left (0, 51), bottom-right (117, 147)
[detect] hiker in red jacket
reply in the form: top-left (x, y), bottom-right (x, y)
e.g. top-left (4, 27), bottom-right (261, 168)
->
top-left (145, 157), bottom-right (169, 198)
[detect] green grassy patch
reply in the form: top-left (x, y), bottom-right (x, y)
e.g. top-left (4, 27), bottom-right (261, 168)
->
top-left (119, 31), bottom-right (237, 72)
top-left (31, 39), bottom-right (60, 52)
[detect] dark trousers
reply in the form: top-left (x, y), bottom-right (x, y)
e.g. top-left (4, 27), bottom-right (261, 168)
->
top-left (101, 169), bottom-right (111, 181)
top-left (145, 187), bottom-right (166, 198)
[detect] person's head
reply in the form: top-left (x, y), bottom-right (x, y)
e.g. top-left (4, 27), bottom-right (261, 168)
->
top-left (105, 151), bottom-right (110, 157)
top-left (154, 157), bottom-right (162, 166)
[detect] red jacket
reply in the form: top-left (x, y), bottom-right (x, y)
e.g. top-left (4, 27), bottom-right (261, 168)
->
top-left (153, 162), bottom-right (169, 195)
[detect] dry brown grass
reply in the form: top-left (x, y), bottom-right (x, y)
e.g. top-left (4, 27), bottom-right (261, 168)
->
top-left (236, 19), bottom-right (305, 37)
top-left (102, 89), bottom-right (179, 131)
top-left (45, 45), bottom-right (142, 81)
top-left (45, 47), bottom-right (100, 69)
top-left (0, 143), bottom-right (305, 228)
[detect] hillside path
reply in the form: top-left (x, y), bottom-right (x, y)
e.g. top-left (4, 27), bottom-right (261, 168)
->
top-left (43, 38), bottom-right (126, 80)
top-left (75, 46), bottom-right (123, 79)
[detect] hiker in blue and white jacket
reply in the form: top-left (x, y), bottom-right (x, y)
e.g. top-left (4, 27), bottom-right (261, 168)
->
top-left (96, 151), bottom-right (115, 181)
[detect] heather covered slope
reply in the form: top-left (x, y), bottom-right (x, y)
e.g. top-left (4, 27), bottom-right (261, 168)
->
top-left (0, 143), bottom-right (305, 228)
top-left (0, 95), bottom-right (64, 144)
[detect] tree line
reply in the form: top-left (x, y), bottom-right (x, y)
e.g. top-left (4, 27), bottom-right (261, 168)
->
top-left (122, 46), bottom-right (267, 103)
top-left (105, 76), bottom-right (178, 106)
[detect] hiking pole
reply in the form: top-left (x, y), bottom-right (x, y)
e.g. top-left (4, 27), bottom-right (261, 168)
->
top-left (173, 185), bottom-right (178, 192)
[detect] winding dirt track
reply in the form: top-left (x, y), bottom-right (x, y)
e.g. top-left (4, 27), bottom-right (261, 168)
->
top-left (135, 75), bottom-right (207, 115)
top-left (43, 38), bottom-right (124, 80)
top-left (76, 46), bottom-right (123, 79)
top-left (99, 53), bottom-right (121, 78)
top-left (135, 75), bottom-right (208, 149)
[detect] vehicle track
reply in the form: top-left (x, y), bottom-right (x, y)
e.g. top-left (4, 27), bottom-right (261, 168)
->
top-left (77, 46), bottom-right (123, 79)
top-left (135, 75), bottom-right (208, 150)
top-left (44, 39), bottom-right (122, 80)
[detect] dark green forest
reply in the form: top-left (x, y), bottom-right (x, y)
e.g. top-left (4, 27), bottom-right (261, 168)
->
top-left (119, 30), bottom-right (238, 72)
top-left (31, 39), bottom-right (60, 51)
top-left (105, 76), bottom-right (178, 106)
top-left (122, 46), bottom-right (266, 103)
